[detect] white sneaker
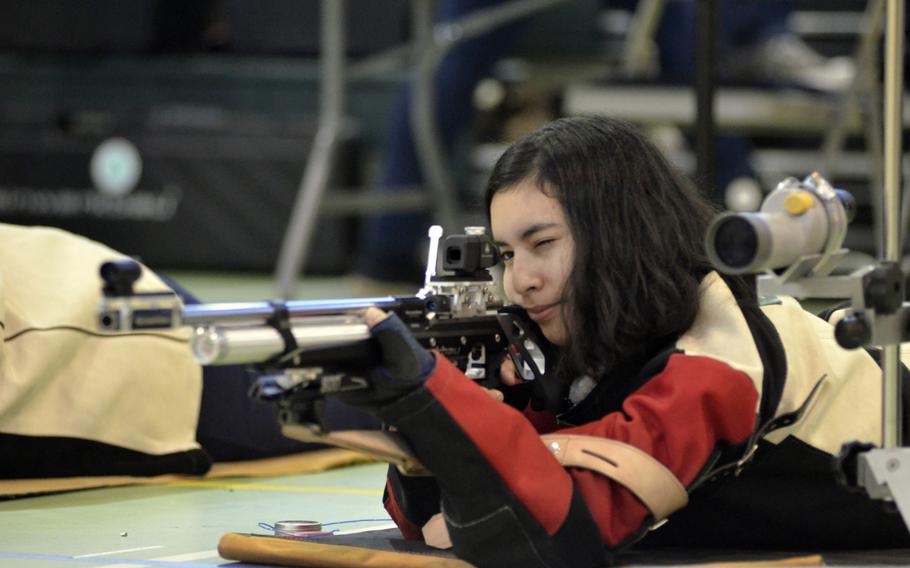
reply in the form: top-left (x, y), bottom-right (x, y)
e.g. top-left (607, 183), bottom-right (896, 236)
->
top-left (722, 33), bottom-right (856, 92)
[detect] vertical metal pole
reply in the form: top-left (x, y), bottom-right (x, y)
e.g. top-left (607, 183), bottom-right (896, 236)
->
top-left (882, 0), bottom-right (904, 448)
top-left (274, 0), bottom-right (345, 299)
top-left (412, 1), bottom-right (461, 233)
top-left (694, 0), bottom-right (717, 197)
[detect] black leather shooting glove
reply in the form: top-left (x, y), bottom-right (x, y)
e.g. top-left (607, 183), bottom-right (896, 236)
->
top-left (334, 310), bottom-right (436, 410)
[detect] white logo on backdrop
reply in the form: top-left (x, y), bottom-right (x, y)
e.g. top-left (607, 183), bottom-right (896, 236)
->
top-left (90, 137), bottom-right (143, 197)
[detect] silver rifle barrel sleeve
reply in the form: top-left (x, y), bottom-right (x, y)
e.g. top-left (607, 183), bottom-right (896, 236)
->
top-left (182, 297), bottom-right (399, 327)
top-left (191, 316), bottom-right (371, 365)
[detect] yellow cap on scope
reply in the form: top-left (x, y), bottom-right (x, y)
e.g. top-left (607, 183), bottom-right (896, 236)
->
top-left (784, 191), bottom-right (815, 216)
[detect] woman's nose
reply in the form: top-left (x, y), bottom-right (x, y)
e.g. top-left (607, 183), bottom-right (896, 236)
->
top-left (509, 257), bottom-right (541, 296)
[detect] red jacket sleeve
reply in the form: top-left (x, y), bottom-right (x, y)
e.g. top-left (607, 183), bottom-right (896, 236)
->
top-left (380, 351), bottom-right (758, 554)
top-left (556, 353), bottom-right (759, 542)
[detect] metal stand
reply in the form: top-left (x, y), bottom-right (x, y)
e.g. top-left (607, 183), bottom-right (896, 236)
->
top-left (274, 0), bottom-right (345, 300)
top-left (878, 0), bottom-right (904, 449)
top-left (756, 0), bottom-right (907, 531)
top-left (859, 447), bottom-right (910, 529)
top-left (857, 0), bottom-right (907, 525)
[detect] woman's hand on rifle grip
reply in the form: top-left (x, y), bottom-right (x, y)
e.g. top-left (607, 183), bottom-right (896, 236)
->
top-left (332, 307), bottom-right (436, 410)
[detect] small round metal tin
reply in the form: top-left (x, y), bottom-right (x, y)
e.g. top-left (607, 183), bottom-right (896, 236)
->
top-left (273, 520), bottom-right (323, 537)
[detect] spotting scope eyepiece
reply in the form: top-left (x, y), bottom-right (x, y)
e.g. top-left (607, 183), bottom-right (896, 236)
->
top-left (706, 173), bottom-right (853, 275)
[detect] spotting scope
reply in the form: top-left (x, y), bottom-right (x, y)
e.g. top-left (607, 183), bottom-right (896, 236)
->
top-left (705, 173), bottom-right (855, 275)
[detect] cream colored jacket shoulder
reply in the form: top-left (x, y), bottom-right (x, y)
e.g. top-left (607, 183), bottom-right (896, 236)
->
top-left (0, 223), bottom-right (202, 455)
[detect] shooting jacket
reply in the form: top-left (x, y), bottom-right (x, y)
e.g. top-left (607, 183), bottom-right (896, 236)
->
top-left (377, 271), bottom-right (910, 567)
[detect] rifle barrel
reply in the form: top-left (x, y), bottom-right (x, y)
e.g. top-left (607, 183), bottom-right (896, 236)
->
top-left (192, 316), bottom-right (371, 365)
top-left (182, 297), bottom-right (400, 326)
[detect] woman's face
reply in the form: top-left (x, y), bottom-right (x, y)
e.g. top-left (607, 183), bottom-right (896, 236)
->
top-left (490, 179), bottom-right (575, 346)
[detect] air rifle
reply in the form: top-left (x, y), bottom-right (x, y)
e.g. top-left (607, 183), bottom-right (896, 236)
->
top-left (97, 226), bottom-right (560, 471)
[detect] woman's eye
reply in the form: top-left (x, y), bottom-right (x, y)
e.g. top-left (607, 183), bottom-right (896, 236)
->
top-left (535, 238), bottom-right (554, 249)
top-left (499, 250), bottom-right (514, 263)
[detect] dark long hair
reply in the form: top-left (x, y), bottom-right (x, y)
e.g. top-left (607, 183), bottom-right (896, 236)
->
top-left (485, 115), bottom-right (755, 386)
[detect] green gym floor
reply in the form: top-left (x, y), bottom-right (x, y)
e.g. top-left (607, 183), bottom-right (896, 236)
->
top-left (0, 462), bottom-right (392, 568)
